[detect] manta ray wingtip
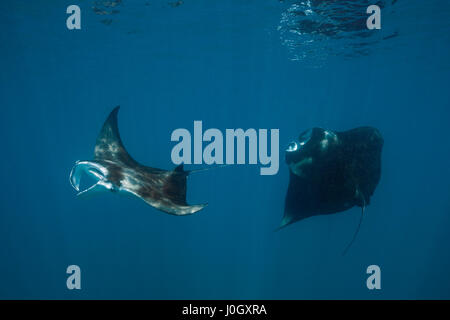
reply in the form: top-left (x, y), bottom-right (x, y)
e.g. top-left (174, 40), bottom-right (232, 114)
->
top-left (108, 105), bottom-right (120, 118)
top-left (178, 203), bottom-right (208, 215)
top-left (194, 203), bottom-right (208, 212)
top-left (274, 217), bottom-right (294, 232)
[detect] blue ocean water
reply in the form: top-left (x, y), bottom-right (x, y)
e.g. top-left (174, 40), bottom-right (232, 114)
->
top-left (1, 0), bottom-right (449, 299)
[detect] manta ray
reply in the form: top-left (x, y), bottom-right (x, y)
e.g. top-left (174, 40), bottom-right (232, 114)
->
top-left (69, 106), bottom-right (207, 215)
top-left (281, 127), bottom-right (383, 254)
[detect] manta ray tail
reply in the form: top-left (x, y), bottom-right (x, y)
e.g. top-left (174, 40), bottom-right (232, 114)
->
top-left (342, 200), bottom-right (365, 256)
top-left (185, 164), bottom-right (231, 174)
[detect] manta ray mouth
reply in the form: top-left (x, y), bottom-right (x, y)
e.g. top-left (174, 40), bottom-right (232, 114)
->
top-left (69, 161), bottom-right (112, 196)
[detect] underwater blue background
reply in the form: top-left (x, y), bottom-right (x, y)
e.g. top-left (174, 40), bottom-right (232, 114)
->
top-left (1, 0), bottom-right (449, 299)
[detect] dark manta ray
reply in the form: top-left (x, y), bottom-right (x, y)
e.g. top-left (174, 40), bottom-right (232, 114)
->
top-left (281, 127), bottom-right (383, 253)
top-left (69, 106), bottom-right (207, 215)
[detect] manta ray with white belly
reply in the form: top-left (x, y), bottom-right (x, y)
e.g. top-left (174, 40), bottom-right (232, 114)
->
top-left (69, 106), bottom-right (207, 215)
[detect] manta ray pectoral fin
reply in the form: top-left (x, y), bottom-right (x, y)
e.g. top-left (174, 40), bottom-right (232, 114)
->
top-left (136, 194), bottom-right (207, 216)
top-left (165, 203), bottom-right (208, 216)
top-left (275, 214), bottom-right (295, 231)
top-left (94, 106), bottom-right (137, 166)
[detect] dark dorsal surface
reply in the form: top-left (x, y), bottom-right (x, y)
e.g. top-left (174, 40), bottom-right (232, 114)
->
top-left (94, 106), bottom-right (165, 174)
top-left (281, 127), bottom-right (383, 228)
top-left (160, 164), bottom-right (188, 206)
top-left (94, 106), bottom-right (138, 166)
top-left (337, 127), bottom-right (383, 205)
top-left (85, 106), bottom-right (205, 215)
